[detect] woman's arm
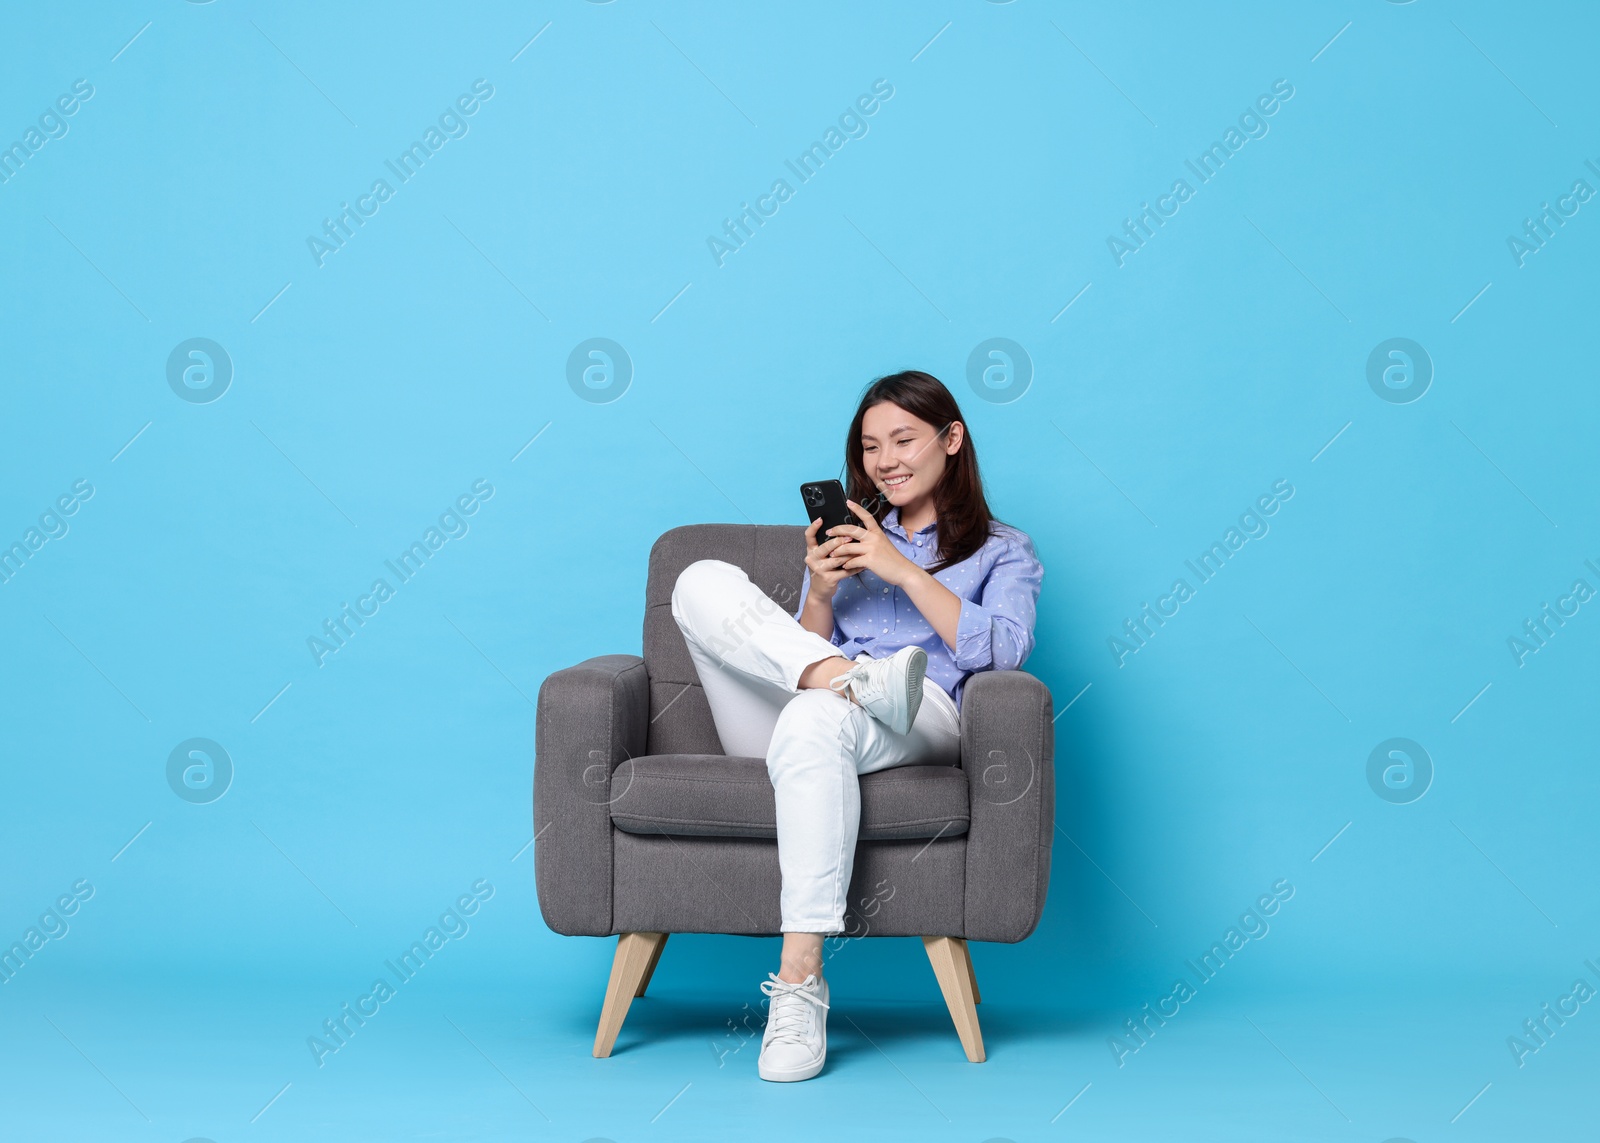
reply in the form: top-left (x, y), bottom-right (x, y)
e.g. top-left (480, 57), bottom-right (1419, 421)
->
top-left (950, 531), bottom-right (1044, 672)
top-left (828, 501), bottom-right (1043, 670)
top-left (797, 573), bottom-right (838, 641)
top-left (794, 515), bottom-right (863, 644)
top-left (798, 597), bottom-right (836, 641)
top-left (899, 569), bottom-right (963, 653)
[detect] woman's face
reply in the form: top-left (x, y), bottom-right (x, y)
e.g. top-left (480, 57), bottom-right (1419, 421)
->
top-left (859, 401), bottom-right (963, 513)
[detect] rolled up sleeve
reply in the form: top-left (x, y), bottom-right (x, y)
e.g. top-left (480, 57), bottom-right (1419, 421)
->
top-left (953, 533), bottom-right (1043, 673)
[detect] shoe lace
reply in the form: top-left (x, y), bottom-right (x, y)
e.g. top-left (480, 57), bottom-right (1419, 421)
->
top-left (760, 973), bottom-right (829, 1043)
top-left (827, 661), bottom-right (868, 701)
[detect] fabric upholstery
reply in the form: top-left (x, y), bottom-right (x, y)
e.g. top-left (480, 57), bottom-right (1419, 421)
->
top-left (959, 669), bottom-right (1056, 942)
top-left (612, 831), bottom-right (968, 937)
top-left (643, 524), bottom-right (806, 756)
top-left (533, 654), bottom-right (648, 937)
top-left (533, 522), bottom-right (1055, 943)
top-left (608, 755), bottom-right (970, 841)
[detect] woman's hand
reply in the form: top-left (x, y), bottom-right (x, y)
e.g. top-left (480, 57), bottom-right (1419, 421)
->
top-left (803, 516), bottom-right (858, 600)
top-left (828, 500), bottom-right (924, 588)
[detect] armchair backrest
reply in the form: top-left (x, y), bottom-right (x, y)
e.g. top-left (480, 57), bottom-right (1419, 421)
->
top-left (643, 524), bottom-right (809, 756)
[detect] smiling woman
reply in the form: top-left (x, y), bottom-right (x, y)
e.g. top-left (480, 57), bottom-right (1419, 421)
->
top-left (800, 371), bottom-right (1043, 709)
top-left (667, 368), bottom-right (1044, 1082)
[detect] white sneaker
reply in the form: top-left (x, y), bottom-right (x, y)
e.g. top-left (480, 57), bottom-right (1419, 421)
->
top-left (829, 646), bottom-right (927, 735)
top-left (757, 972), bottom-right (830, 1082)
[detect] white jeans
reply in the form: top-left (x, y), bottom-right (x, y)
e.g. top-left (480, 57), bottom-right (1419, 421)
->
top-left (670, 559), bottom-right (961, 934)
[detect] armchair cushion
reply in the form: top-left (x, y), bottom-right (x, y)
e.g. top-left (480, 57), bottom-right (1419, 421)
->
top-left (608, 755), bottom-right (970, 841)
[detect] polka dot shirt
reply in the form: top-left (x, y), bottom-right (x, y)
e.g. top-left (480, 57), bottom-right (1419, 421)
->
top-left (793, 507), bottom-right (1044, 711)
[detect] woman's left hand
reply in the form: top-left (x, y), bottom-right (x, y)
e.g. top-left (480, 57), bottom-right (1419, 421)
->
top-left (827, 500), bottom-right (924, 587)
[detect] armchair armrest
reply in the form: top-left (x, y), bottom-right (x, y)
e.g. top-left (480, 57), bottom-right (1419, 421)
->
top-left (534, 654), bottom-right (649, 936)
top-left (959, 669), bottom-right (1055, 942)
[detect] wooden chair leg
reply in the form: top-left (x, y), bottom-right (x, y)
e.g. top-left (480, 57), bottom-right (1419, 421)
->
top-left (959, 937), bottom-right (981, 1004)
top-left (634, 932), bottom-right (669, 997)
top-left (922, 936), bottom-right (986, 1062)
top-left (594, 932), bottom-right (667, 1057)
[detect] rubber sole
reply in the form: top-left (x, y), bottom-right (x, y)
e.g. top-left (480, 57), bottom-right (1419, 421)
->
top-left (900, 647), bottom-right (927, 734)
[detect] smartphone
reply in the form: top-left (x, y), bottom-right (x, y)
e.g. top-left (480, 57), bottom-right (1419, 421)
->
top-left (799, 479), bottom-right (853, 539)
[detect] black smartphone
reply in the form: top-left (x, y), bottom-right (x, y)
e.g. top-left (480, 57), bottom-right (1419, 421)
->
top-left (799, 479), bottom-right (853, 539)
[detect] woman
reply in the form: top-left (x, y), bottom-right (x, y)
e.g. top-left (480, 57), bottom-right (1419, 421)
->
top-left (669, 370), bottom-right (1043, 1081)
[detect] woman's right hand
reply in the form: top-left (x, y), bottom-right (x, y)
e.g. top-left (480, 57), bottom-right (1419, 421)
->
top-left (803, 517), bottom-right (856, 600)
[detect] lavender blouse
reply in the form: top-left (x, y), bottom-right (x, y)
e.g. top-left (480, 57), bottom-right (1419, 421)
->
top-left (792, 507), bottom-right (1044, 710)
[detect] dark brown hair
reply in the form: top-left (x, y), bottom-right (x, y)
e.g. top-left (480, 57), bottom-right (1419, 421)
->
top-left (841, 370), bottom-right (1002, 573)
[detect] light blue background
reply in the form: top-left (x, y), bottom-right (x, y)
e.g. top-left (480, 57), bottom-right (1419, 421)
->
top-left (3, 1), bottom-right (1596, 1140)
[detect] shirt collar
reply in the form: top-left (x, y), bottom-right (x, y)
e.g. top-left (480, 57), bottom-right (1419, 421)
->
top-left (882, 506), bottom-right (937, 538)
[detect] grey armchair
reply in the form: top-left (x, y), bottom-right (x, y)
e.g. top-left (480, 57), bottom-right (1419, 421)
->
top-left (534, 523), bottom-right (1054, 1061)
